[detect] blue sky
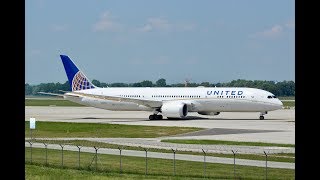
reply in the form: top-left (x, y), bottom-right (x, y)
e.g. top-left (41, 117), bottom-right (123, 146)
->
top-left (26, 0), bottom-right (294, 85)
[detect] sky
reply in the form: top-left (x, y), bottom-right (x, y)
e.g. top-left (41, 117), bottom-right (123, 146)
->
top-left (25, 0), bottom-right (295, 85)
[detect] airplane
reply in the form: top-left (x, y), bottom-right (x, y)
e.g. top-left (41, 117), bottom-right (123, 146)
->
top-left (40, 55), bottom-right (283, 120)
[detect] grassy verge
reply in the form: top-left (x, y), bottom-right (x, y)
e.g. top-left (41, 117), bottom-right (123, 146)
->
top-left (25, 99), bottom-right (84, 106)
top-left (31, 139), bottom-right (295, 163)
top-left (26, 164), bottom-right (182, 180)
top-left (25, 147), bottom-right (294, 179)
top-left (161, 139), bottom-right (295, 147)
top-left (25, 121), bottom-right (202, 138)
top-left (282, 101), bottom-right (295, 107)
top-left (278, 96), bottom-right (295, 100)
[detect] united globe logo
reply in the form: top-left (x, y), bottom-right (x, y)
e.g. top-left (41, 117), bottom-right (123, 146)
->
top-left (72, 71), bottom-right (94, 91)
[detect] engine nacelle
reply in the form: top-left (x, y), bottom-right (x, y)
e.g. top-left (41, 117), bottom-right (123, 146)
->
top-left (198, 112), bottom-right (220, 116)
top-left (161, 102), bottom-right (188, 118)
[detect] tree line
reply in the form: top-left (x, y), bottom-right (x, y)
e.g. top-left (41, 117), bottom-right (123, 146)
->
top-left (25, 78), bottom-right (295, 97)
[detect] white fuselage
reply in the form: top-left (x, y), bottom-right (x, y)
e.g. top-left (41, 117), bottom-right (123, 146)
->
top-left (64, 87), bottom-right (283, 113)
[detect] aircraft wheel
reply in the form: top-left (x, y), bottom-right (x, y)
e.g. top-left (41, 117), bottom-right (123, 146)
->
top-left (149, 115), bottom-right (155, 120)
top-left (157, 115), bottom-right (163, 120)
top-left (259, 116), bottom-right (264, 120)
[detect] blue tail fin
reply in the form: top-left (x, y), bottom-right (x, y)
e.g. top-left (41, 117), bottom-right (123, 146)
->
top-left (60, 55), bottom-right (96, 91)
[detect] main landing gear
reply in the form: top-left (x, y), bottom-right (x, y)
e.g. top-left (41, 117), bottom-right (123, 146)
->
top-left (259, 111), bottom-right (268, 120)
top-left (149, 114), bottom-right (163, 120)
top-left (149, 109), bottom-right (163, 120)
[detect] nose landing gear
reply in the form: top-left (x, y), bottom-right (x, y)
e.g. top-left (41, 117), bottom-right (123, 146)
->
top-left (259, 111), bottom-right (268, 120)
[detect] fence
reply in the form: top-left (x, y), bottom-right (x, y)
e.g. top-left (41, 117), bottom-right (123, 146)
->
top-left (25, 141), bottom-right (295, 179)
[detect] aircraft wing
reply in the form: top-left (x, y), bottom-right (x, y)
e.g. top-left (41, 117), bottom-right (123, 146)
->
top-left (65, 92), bottom-right (162, 108)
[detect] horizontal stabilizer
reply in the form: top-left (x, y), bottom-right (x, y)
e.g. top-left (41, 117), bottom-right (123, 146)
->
top-left (59, 90), bottom-right (70, 93)
top-left (37, 92), bottom-right (65, 97)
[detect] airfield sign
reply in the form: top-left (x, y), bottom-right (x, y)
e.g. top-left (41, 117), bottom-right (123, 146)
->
top-left (30, 118), bottom-right (36, 129)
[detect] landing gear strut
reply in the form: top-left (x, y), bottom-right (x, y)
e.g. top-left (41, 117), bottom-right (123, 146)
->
top-left (149, 114), bottom-right (163, 120)
top-left (259, 111), bottom-right (268, 120)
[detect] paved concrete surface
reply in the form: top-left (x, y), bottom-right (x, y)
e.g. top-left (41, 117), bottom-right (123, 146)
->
top-left (25, 106), bottom-right (295, 144)
top-left (25, 142), bottom-right (294, 169)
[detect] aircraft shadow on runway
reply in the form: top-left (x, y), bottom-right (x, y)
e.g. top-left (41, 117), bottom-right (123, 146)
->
top-left (146, 116), bottom-right (285, 121)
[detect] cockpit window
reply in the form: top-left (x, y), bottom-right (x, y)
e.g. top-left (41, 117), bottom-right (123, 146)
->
top-left (267, 95), bottom-right (277, 99)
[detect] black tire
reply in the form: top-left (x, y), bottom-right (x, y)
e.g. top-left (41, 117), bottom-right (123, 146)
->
top-left (157, 115), bottom-right (163, 120)
top-left (149, 115), bottom-right (154, 120)
top-left (259, 116), bottom-right (264, 120)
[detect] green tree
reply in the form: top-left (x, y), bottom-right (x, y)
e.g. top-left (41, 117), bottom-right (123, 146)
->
top-left (200, 82), bottom-right (210, 87)
top-left (92, 79), bottom-right (101, 87)
top-left (156, 78), bottom-right (166, 87)
top-left (140, 80), bottom-right (153, 87)
top-left (25, 83), bottom-right (33, 95)
top-left (61, 81), bottom-right (71, 91)
top-left (111, 83), bottom-right (129, 87)
top-left (100, 82), bottom-right (108, 87)
top-left (172, 83), bottom-right (185, 87)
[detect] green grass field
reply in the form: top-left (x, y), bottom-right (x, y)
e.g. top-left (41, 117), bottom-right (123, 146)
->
top-left (282, 101), bottom-right (295, 107)
top-left (25, 147), bottom-right (294, 179)
top-left (26, 164), bottom-right (181, 180)
top-left (25, 121), bottom-right (295, 163)
top-left (25, 99), bottom-right (84, 106)
top-left (161, 139), bottom-right (295, 147)
top-left (278, 96), bottom-right (295, 100)
top-left (25, 121), bottom-right (202, 138)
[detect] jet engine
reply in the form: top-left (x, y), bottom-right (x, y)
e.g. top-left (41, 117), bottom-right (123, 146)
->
top-left (161, 102), bottom-right (188, 118)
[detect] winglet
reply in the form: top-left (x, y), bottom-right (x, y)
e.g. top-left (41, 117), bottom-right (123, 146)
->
top-left (60, 55), bottom-right (96, 91)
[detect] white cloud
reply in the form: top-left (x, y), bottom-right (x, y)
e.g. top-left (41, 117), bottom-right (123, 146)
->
top-left (250, 25), bottom-right (283, 39)
top-left (264, 25), bottom-right (283, 36)
top-left (250, 19), bottom-right (294, 39)
top-left (138, 17), bottom-right (171, 32)
top-left (139, 24), bottom-right (153, 32)
top-left (137, 17), bottom-right (195, 32)
top-left (93, 11), bottom-right (122, 32)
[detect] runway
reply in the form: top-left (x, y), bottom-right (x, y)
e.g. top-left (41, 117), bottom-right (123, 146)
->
top-left (25, 106), bottom-right (295, 144)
